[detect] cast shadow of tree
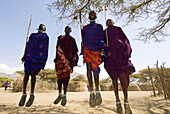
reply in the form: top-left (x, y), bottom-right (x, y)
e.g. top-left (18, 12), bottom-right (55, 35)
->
top-left (131, 97), bottom-right (170, 114)
top-left (0, 100), bottom-right (117, 114)
top-left (0, 104), bottom-right (75, 114)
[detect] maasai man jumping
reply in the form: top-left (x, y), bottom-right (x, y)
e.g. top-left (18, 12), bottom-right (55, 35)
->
top-left (82, 11), bottom-right (107, 107)
top-left (53, 26), bottom-right (78, 106)
top-left (103, 19), bottom-right (135, 114)
top-left (19, 24), bottom-right (49, 107)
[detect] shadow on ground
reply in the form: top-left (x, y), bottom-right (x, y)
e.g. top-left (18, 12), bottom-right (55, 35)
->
top-left (0, 100), bottom-right (118, 114)
top-left (131, 96), bottom-right (170, 114)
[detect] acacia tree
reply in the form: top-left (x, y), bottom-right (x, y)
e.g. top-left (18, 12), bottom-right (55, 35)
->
top-left (48, 0), bottom-right (169, 42)
top-left (130, 68), bottom-right (158, 84)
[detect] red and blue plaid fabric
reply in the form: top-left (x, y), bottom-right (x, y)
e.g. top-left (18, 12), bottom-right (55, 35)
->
top-left (55, 61), bottom-right (71, 80)
top-left (55, 45), bottom-right (72, 80)
top-left (82, 22), bottom-right (107, 51)
top-left (83, 46), bottom-right (102, 75)
top-left (24, 33), bottom-right (49, 73)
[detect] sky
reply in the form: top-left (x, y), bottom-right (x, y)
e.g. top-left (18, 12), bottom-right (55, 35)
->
top-left (0, 0), bottom-right (170, 79)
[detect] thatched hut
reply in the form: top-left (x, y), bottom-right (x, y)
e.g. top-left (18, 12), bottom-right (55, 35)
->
top-left (100, 83), bottom-right (113, 91)
top-left (127, 83), bottom-right (141, 91)
top-left (12, 78), bottom-right (56, 93)
top-left (67, 81), bottom-right (88, 92)
top-left (139, 83), bottom-right (153, 91)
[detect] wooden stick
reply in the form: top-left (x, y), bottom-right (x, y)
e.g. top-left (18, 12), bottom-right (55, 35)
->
top-left (148, 66), bottom-right (156, 97)
top-left (79, 0), bottom-right (90, 56)
top-left (160, 65), bottom-right (167, 99)
top-left (156, 60), bottom-right (166, 99)
top-left (80, 0), bottom-right (90, 11)
top-left (104, 3), bottom-right (109, 47)
top-left (22, 15), bottom-right (32, 63)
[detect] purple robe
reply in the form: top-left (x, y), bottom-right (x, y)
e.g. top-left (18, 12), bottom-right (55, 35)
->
top-left (103, 25), bottom-right (135, 80)
top-left (5, 81), bottom-right (9, 87)
top-left (5, 81), bottom-right (9, 90)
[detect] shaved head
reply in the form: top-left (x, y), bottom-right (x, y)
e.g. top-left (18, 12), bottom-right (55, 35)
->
top-left (89, 11), bottom-right (97, 20)
top-left (106, 19), bottom-right (114, 27)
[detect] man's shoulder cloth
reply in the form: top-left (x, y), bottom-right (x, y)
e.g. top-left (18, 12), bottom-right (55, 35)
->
top-left (96, 23), bottom-right (103, 28)
top-left (83, 23), bottom-right (90, 28)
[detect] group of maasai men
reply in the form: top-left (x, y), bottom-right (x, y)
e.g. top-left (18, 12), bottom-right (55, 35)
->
top-left (18, 11), bottom-right (135, 114)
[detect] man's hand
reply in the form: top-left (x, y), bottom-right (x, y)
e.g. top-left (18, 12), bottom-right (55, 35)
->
top-left (54, 58), bottom-right (57, 63)
top-left (81, 46), bottom-right (84, 54)
top-left (100, 48), bottom-right (105, 56)
top-left (21, 57), bottom-right (25, 63)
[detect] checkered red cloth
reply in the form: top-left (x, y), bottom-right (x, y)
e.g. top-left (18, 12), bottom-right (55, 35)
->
top-left (82, 22), bottom-right (107, 75)
top-left (55, 61), bottom-right (71, 80)
top-left (83, 46), bottom-right (102, 75)
top-left (82, 22), bottom-right (107, 51)
top-left (55, 46), bottom-right (72, 80)
top-left (55, 35), bottom-right (78, 80)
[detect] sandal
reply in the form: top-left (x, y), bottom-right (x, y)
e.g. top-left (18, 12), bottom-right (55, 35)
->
top-left (54, 93), bottom-right (62, 104)
top-left (19, 94), bottom-right (27, 106)
top-left (61, 95), bottom-right (67, 106)
top-left (95, 91), bottom-right (102, 105)
top-left (89, 91), bottom-right (96, 107)
top-left (116, 101), bottom-right (123, 114)
top-left (124, 102), bottom-right (132, 114)
top-left (25, 94), bottom-right (35, 107)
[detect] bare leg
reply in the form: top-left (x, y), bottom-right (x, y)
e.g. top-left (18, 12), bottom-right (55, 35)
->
top-left (25, 73), bottom-right (36, 107)
top-left (23, 73), bottom-right (30, 94)
top-left (123, 88), bottom-right (128, 102)
top-left (63, 77), bottom-right (70, 95)
top-left (119, 72), bottom-right (130, 102)
top-left (61, 77), bottom-right (70, 106)
top-left (86, 63), bottom-right (95, 107)
top-left (54, 79), bottom-right (63, 105)
top-left (119, 72), bottom-right (132, 114)
top-left (123, 88), bottom-right (132, 114)
top-left (112, 80), bottom-right (120, 101)
top-left (112, 79), bottom-right (123, 113)
top-left (19, 73), bottom-right (30, 106)
top-left (30, 74), bottom-right (36, 94)
top-left (93, 73), bottom-right (99, 91)
top-left (86, 63), bottom-right (93, 92)
top-left (94, 73), bottom-right (102, 105)
top-left (58, 79), bottom-right (62, 93)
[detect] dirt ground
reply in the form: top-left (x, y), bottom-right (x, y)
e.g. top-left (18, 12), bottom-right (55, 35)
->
top-left (0, 88), bottom-right (170, 114)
